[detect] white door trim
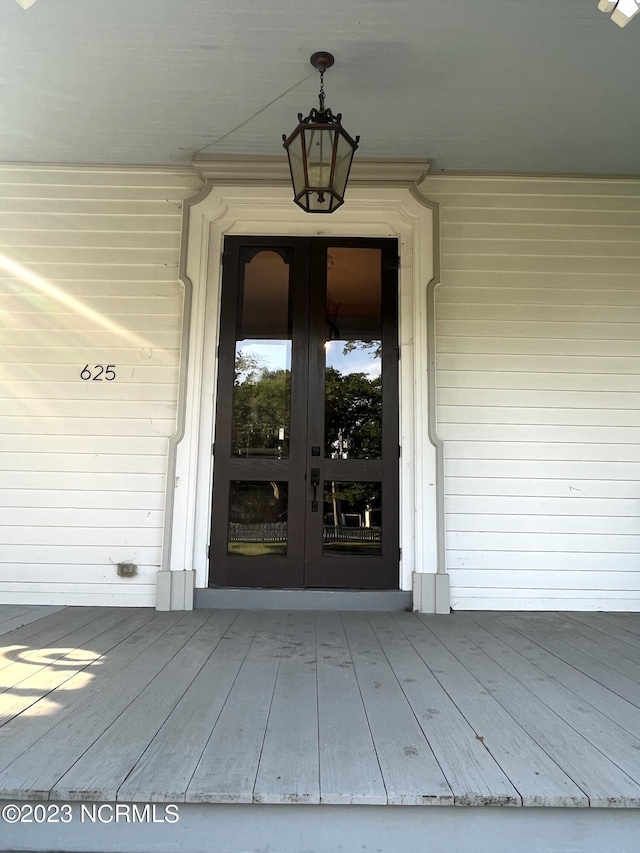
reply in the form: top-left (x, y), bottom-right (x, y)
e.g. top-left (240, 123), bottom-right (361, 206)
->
top-left (159, 176), bottom-right (447, 611)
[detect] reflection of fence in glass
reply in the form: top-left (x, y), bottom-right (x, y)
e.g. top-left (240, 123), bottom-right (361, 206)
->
top-left (323, 526), bottom-right (381, 542)
top-left (229, 522), bottom-right (288, 542)
top-left (228, 522), bottom-right (381, 544)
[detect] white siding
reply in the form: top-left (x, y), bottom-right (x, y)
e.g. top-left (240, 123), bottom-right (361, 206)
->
top-left (423, 175), bottom-right (640, 611)
top-left (0, 165), bottom-right (201, 606)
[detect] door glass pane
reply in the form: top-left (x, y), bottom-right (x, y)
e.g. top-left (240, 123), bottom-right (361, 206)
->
top-left (323, 481), bottom-right (382, 557)
top-left (228, 481), bottom-right (288, 557)
top-left (232, 250), bottom-right (292, 458)
top-left (324, 247), bottom-right (382, 459)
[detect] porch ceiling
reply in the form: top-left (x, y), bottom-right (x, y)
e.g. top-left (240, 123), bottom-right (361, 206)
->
top-left (0, 0), bottom-right (638, 175)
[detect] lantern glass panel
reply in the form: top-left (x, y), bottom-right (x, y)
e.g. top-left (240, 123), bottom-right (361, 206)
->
top-left (304, 127), bottom-right (335, 189)
top-left (286, 131), bottom-right (306, 196)
top-left (333, 132), bottom-right (355, 197)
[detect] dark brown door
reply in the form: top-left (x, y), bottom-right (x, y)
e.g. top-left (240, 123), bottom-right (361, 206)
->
top-left (209, 236), bottom-right (399, 589)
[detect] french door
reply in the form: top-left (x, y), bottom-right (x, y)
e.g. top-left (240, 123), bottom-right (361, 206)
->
top-left (208, 236), bottom-right (399, 589)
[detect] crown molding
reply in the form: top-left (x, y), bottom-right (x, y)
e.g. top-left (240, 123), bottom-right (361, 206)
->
top-left (191, 154), bottom-right (429, 187)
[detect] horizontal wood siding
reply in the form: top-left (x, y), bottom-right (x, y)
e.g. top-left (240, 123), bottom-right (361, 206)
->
top-left (423, 175), bottom-right (640, 611)
top-left (0, 165), bottom-right (201, 606)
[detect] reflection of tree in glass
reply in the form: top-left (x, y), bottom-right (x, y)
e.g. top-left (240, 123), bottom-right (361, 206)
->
top-left (231, 345), bottom-right (383, 460)
top-left (325, 481), bottom-right (382, 519)
top-left (232, 353), bottom-right (290, 456)
top-left (325, 367), bottom-right (382, 459)
top-left (230, 482), bottom-right (286, 524)
top-left (234, 351), bottom-right (261, 383)
top-left (341, 339), bottom-right (382, 360)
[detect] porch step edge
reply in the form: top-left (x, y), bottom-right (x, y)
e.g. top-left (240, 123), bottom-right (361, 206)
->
top-left (195, 588), bottom-right (413, 611)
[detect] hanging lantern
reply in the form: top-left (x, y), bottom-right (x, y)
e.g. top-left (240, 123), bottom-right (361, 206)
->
top-left (282, 52), bottom-right (359, 213)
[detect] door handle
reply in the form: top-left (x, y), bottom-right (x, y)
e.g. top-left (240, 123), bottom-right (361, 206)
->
top-left (310, 468), bottom-right (320, 511)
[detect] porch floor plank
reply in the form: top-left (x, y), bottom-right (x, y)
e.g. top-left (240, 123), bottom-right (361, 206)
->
top-left (0, 605), bottom-right (37, 626)
top-left (476, 613), bottom-right (640, 732)
top-left (0, 607), bottom-right (116, 677)
top-left (422, 614), bottom-right (640, 807)
top-left (316, 611), bottom-right (387, 804)
top-left (51, 610), bottom-right (240, 801)
top-left (0, 608), bottom-right (639, 809)
top-left (0, 608), bottom-right (151, 726)
top-left (367, 612), bottom-right (521, 806)
top-left (117, 610), bottom-right (258, 804)
top-left (459, 614), bottom-right (640, 780)
top-left (564, 612), bottom-right (640, 653)
top-left (501, 614), bottom-right (640, 710)
top-left (186, 610), bottom-right (290, 804)
top-left (0, 605), bottom-right (65, 636)
top-left (599, 613), bottom-right (640, 638)
top-left (0, 611), bottom-right (191, 798)
top-left (0, 604), bottom-right (47, 620)
top-left (0, 608), bottom-right (171, 777)
top-left (253, 611), bottom-right (321, 804)
top-left (544, 613), bottom-right (640, 666)
top-left (0, 607), bottom-right (135, 688)
top-left (524, 613), bottom-right (640, 685)
top-left (341, 612), bottom-right (454, 805)
top-left (392, 612), bottom-right (588, 807)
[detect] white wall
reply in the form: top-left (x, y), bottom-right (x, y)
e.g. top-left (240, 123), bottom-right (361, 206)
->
top-left (423, 175), bottom-right (640, 611)
top-left (0, 165), bottom-right (201, 606)
top-left (4, 167), bottom-right (640, 611)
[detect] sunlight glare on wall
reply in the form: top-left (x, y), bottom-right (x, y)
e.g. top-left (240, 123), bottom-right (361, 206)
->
top-left (0, 252), bottom-right (157, 350)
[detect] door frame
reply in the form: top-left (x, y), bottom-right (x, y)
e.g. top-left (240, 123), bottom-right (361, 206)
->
top-left (210, 235), bottom-right (400, 590)
top-left (160, 159), bottom-right (447, 610)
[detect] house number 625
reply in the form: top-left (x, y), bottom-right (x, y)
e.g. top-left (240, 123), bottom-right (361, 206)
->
top-left (80, 365), bottom-right (116, 381)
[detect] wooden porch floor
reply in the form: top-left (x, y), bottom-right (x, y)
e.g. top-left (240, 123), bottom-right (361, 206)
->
top-left (1, 605), bottom-right (640, 808)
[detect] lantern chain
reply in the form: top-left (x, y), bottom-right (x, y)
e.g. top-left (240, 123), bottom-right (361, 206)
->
top-left (318, 67), bottom-right (326, 112)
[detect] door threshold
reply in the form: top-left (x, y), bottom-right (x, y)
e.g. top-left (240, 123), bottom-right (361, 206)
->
top-left (195, 588), bottom-right (413, 611)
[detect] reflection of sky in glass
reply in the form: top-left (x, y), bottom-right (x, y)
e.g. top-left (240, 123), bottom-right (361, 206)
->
top-left (325, 341), bottom-right (381, 379)
top-left (236, 340), bottom-right (381, 379)
top-left (236, 340), bottom-right (291, 379)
